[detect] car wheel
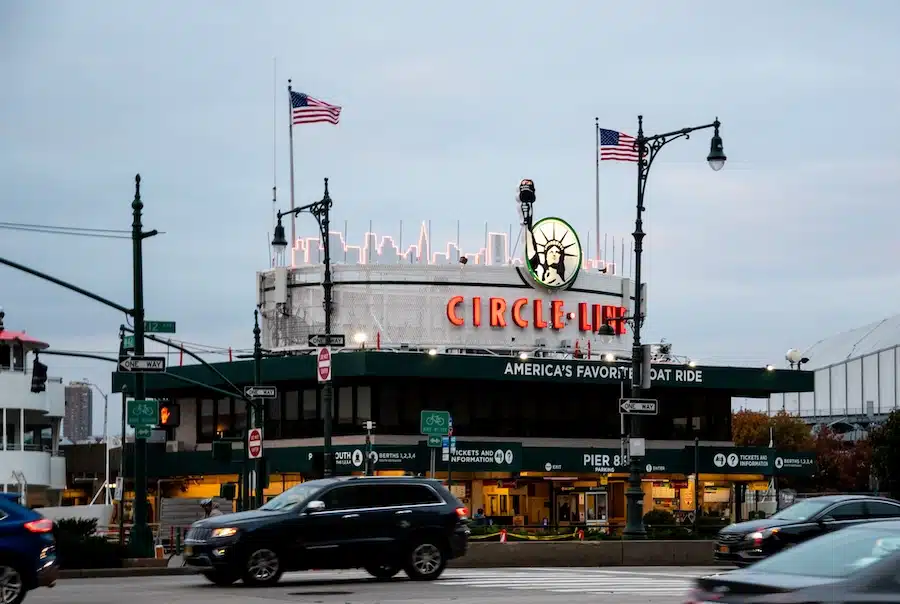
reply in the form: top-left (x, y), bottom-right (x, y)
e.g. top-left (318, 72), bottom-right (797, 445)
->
top-left (202, 569), bottom-right (239, 586)
top-left (242, 548), bottom-right (283, 586)
top-left (365, 564), bottom-right (400, 581)
top-left (0, 564), bottom-right (26, 604)
top-left (404, 540), bottom-right (447, 581)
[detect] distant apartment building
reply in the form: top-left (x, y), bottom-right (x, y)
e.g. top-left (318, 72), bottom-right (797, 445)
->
top-left (64, 382), bottom-right (93, 441)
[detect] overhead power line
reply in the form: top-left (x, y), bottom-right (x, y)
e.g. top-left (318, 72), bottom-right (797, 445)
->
top-left (0, 221), bottom-right (162, 239)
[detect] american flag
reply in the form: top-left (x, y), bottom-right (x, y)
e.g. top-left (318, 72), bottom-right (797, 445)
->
top-left (599, 129), bottom-right (638, 162)
top-left (291, 91), bottom-right (341, 125)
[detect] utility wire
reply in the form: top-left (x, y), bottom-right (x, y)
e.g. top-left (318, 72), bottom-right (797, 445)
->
top-left (0, 223), bottom-right (130, 240)
top-left (0, 221), bottom-right (130, 234)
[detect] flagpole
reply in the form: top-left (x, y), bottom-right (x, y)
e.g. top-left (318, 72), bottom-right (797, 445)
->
top-left (271, 57), bottom-right (278, 266)
top-left (595, 117), bottom-right (601, 267)
top-left (287, 79), bottom-right (297, 248)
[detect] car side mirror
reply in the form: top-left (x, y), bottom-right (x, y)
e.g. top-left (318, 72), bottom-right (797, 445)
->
top-left (819, 516), bottom-right (835, 524)
top-left (304, 500), bottom-right (325, 514)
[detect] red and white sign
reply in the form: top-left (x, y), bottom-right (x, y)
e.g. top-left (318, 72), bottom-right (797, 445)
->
top-left (247, 428), bottom-right (263, 459)
top-left (317, 347), bottom-right (332, 382)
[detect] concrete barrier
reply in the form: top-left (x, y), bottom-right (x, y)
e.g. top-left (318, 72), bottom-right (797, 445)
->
top-left (59, 540), bottom-right (720, 578)
top-left (450, 540), bottom-right (718, 568)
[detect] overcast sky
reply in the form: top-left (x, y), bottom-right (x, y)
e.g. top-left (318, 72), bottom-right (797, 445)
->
top-left (3, 1), bottom-right (899, 435)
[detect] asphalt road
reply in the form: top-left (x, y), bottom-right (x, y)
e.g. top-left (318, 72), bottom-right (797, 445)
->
top-left (29, 567), bottom-right (729, 603)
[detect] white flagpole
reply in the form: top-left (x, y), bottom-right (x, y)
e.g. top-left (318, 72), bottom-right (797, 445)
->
top-left (287, 79), bottom-right (297, 248)
top-left (595, 117), bottom-right (601, 267)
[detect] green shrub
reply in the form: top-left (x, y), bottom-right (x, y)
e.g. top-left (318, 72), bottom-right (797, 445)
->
top-left (53, 518), bottom-right (128, 569)
top-left (643, 509), bottom-right (676, 527)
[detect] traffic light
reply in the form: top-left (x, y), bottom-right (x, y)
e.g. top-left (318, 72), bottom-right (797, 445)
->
top-left (31, 358), bottom-right (47, 393)
top-left (158, 402), bottom-right (180, 427)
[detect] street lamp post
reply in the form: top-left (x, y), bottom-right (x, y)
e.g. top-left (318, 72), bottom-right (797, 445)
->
top-left (130, 174), bottom-right (157, 555)
top-left (83, 381), bottom-right (111, 504)
top-left (602, 116), bottom-right (726, 539)
top-left (251, 310), bottom-right (265, 508)
top-left (271, 178), bottom-right (334, 477)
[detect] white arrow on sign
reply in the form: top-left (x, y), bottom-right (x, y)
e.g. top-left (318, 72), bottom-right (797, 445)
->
top-left (244, 386), bottom-right (278, 399)
top-left (118, 356), bottom-right (166, 372)
top-left (619, 399), bottom-right (658, 414)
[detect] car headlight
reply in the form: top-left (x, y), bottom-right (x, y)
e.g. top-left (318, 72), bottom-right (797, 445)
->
top-left (211, 527), bottom-right (239, 538)
top-left (746, 528), bottom-right (780, 541)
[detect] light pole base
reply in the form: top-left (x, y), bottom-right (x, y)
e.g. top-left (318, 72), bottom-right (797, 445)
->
top-left (128, 522), bottom-right (154, 558)
top-left (622, 460), bottom-right (647, 539)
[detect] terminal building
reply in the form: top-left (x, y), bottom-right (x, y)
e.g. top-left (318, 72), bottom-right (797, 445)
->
top-left (112, 215), bottom-right (814, 529)
top-left (0, 309), bottom-right (67, 506)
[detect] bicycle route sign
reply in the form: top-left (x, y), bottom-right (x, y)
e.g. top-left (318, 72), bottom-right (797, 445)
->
top-left (420, 410), bottom-right (450, 436)
top-left (127, 399), bottom-right (159, 427)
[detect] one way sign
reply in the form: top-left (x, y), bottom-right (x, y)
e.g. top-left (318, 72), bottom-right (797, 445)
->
top-left (118, 356), bottom-right (166, 373)
top-left (244, 386), bottom-right (278, 399)
top-left (619, 398), bottom-right (658, 415)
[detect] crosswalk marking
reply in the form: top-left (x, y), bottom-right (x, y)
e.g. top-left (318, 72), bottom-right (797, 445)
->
top-left (435, 568), bottom-right (702, 595)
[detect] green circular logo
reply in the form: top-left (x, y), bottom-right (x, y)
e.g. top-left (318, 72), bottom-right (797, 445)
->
top-left (524, 217), bottom-right (582, 290)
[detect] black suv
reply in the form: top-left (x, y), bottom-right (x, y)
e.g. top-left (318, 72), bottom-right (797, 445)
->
top-left (183, 476), bottom-right (470, 586)
top-left (715, 494), bottom-right (900, 566)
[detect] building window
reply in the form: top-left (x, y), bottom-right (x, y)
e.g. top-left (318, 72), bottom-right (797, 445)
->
top-left (302, 390), bottom-right (317, 420)
top-left (0, 345), bottom-right (9, 369)
top-left (12, 342), bottom-right (23, 371)
top-left (199, 399), bottom-right (215, 442)
top-left (338, 387), bottom-right (353, 424)
top-left (265, 395), bottom-right (282, 439)
top-left (285, 391), bottom-right (300, 421)
top-left (233, 399), bottom-right (248, 432)
top-left (357, 387), bottom-right (372, 422)
top-left (216, 399), bottom-right (231, 436)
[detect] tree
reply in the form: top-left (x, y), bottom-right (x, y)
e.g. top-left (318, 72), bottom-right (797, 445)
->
top-left (731, 410), bottom-right (813, 451)
top-left (870, 410), bottom-right (900, 499)
top-left (812, 426), bottom-right (872, 492)
top-left (732, 410), bottom-right (771, 447)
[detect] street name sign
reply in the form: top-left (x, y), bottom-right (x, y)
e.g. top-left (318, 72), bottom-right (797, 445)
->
top-left (127, 399), bottom-right (159, 427)
top-left (248, 428), bottom-right (263, 459)
top-left (119, 356), bottom-right (166, 373)
top-left (317, 347), bottom-right (332, 382)
top-left (420, 410), bottom-right (451, 436)
top-left (308, 334), bottom-right (346, 347)
top-left (145, 321), bottom-right (176, 334)
top-left (122, 335), bottom-right (135, 350)
top-left (619, 398), bottom-right (659, 415)
top-left (244, 386), bottom-right (278, 399)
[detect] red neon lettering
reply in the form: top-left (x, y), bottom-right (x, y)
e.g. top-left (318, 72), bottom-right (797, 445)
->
top-left (489, 297), bottom-right (508, 327)
top-left (533, 299), bottom-right (548, 329)
top-left (472, 296), bottom-right (482, 327)
top-left (550, 300), bottom-right (565, 330)
top-left (578, 302), bottom-right (591, 331)
top-left (447, 296), bottom-right (464, 326)
top-left (511, 298), bottom-right (529, 328)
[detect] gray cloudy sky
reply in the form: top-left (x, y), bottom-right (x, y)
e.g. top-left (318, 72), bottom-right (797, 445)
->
top-left (2, 1), bottom-right (899, 434)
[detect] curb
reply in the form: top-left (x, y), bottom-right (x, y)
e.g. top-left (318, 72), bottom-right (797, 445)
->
top-left (59, 567), bottom-right (200, 579)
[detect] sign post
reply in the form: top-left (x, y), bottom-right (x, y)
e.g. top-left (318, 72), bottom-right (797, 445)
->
top-left (317, 347), bottom-right (332, 382)
top-left (127, 399), bottom-right (160, 428)
top-left (308, 334), bottom-right (346, 348)
top-left (247, 428), bottom-right (263, 459)
top-left (421, 411), bottom-right (450, 479)
top-left (619, 398), bottom-right (659, 415)
top-left (244, 386), bottom-right (278, 400)
top-left (118, 356), bottom-right (166, 373)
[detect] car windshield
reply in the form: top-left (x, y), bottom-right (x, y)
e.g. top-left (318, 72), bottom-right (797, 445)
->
top-left (750, 526), bottom-right (900, 578)
top-left (770, 499), bottom-right (830, 521)
top-left (259, 482), bottom-right (323, 511)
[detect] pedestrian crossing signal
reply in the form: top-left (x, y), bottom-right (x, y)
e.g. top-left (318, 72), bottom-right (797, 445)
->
top-left (158, 402), bottom-right (180, 427)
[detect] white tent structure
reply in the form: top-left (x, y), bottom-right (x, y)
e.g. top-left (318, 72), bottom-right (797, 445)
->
top-left (769, 315), bottom-right (900, 426)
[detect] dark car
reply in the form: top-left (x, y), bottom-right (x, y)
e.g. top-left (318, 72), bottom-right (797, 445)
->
top-left (714, 494), bottom-right (900, 566)
top-left (686, 519), bottom-right (900, 603)
top-left (0, 493), bottom-right (58, 604)
top-left (183, 476), bottom-right (470, 586)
